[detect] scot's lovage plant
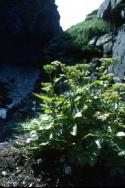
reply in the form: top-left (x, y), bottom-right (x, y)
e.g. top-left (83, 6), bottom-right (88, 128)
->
top-left (22, 58), bottom-right (125, 175)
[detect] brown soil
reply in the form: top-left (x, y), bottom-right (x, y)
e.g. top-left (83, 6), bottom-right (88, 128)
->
top-left (0, 136), bottom-right (125, 187)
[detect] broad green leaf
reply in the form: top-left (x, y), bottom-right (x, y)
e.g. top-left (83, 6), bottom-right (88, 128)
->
top-left (56, 96), bottom-right (64, 103)
top-left (71, 124), bottom-right (77, 136)
top-left (32, 119), bottom-right (41, 126)
top-left (120, 92), bottom-right (125, 95)
top-left (118, 150), bottom-right (125, 156)
top-left (95, 140), bottom-right (101, 149)
top-left (34, 93), bottom-right (53, 103)
top-left (94, 80), bottom-right (103, 86)
top-left (42, 85), bottom-right (52, 92)
top-left (74, 112), bottom-right (82, 118)
top-left (74, 96), bottom-right (81, 102)
top-left (39, 142), bottom-right (49, 146)
top-left (40, 114), bottom-right (50, 121)
top-left (115, 103), bottom-right (118, 110)
top-left (45, 109), bottom-right (52, 114)
top-left (42, 124), bottom-right (52, 130)
top-left (54, 77), bottom-right (62, 83)
top-left (30, 146), bottom-right (39, 150)
top-left (84, 133), bottom-right (95, 139)
top-left (116, 132), bottom-right (125, 137)
top-left (49, 133), bottom-right (53, 139)
top-left (51, 60), bottom-right (61, 66)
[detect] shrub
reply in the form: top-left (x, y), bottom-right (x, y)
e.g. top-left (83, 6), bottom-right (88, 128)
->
top-left (22, 58), bottom-right (125, 175)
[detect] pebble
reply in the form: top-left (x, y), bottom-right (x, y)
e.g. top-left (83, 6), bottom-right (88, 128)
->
top-left (64, 165), bottom-right (72, 175)
top-left (2, 171), bottom-right (7, 176)
top-left (0, 108), bottom-right (7, 119)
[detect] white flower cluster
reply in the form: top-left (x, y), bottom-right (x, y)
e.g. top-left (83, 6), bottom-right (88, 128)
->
top-left (94, 111), bottom-right (109, 121)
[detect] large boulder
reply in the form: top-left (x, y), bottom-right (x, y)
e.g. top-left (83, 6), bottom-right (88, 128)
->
top-left (96, 33), bottom-right (113, 57)
top-left (0, 0), bottom-right (61, 64)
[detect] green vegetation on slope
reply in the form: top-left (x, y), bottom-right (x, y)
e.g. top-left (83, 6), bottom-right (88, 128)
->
top-left (66, 17), bottom-right (110, 49)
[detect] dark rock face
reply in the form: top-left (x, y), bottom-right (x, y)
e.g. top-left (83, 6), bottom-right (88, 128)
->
top-left (0, 0), bottom-right (61, 64)
top-left (0, 0), bottom-right (61, 140)
top-left (0, 64), bottom-right (40, 107)
top-left (0, 64), bottom-right (41, 140)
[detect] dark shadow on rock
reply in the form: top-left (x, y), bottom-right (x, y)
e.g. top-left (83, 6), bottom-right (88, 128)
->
top-left (0, 0), bottom-right (62, 65)
top-left (42, 32), bottom-right (103, 66)
top-left (0, 94), bottom-right (35, 142)
top-left (0, 64), bottom-right (42, 141)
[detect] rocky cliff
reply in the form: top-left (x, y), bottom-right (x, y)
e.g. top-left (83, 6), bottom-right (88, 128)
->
top-left (0, 0), bottom-right (61, 64)
top-left (92, 0), bottom-right (125, 81)
top-left (0, 0), bottom-right (61, 140)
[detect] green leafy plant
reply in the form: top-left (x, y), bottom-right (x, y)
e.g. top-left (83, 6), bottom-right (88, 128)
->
top-left (22, 58), bottom-right (125, 175)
